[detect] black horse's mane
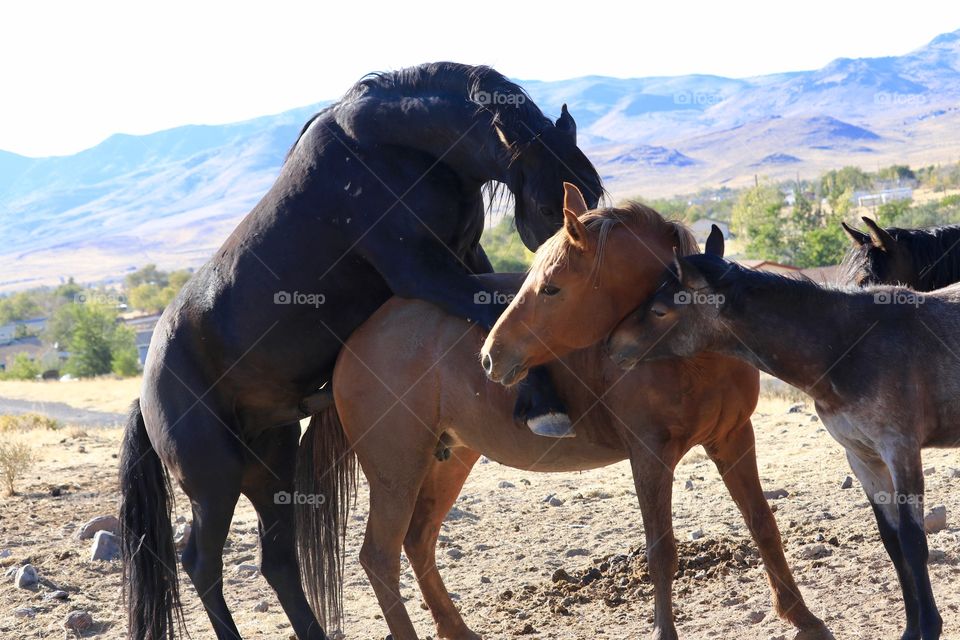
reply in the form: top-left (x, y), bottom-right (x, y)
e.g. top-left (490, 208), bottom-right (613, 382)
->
top-left (840, 224), bottom-right (960, 290)
top-left (683, 254), bottom-right (860, 309)
top-left (287, 62), bottom-right (551, 160)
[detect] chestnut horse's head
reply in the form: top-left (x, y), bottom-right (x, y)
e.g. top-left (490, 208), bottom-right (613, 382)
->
top-left (480, 183), bottom-right (700, 386)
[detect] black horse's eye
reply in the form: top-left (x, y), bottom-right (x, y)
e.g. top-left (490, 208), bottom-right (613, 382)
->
top-left (540, 284), bottom-right (560, 296)
top-left (651, 307), bottom-right (667, 318)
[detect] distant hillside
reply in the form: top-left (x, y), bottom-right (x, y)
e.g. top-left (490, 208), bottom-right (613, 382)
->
top-left (2, 29), bottom-right (960, 291)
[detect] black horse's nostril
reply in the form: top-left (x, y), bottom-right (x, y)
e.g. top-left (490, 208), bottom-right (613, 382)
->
top-left (481, 353), bottom-right (493, 374)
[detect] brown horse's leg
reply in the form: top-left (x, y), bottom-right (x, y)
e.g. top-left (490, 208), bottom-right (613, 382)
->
top-left (627, 439), bottom-right (681, 640)
top-left (354, 417), bottom-right (437, 640)
top-left (404, 447), bottom-right (482, 640)
top-left (706, 421), bottom-right (831, 639)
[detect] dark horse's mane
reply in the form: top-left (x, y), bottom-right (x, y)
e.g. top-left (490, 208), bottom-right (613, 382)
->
top-left (840, 224), bottom-right (960, 290)
top-left (287, 62), bottom-right (552, 161)
top-left (685, 254), bottom-right (861, 311)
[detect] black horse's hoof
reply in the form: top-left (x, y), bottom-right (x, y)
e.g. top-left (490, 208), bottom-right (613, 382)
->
top-left (527, 412), bottom-right (576, 438)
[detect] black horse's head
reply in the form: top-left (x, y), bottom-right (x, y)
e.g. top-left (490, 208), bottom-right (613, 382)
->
top-left (483, 96), bottom-right (602, 250)
top-left (840, 217), bottom-right (920, 288)
top-left (504, 105), bottom-right (603, 249)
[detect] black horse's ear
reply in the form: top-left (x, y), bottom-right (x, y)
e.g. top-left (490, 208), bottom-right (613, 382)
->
top-left (862, 216), bottom-right (895, 251)
top-left (841, 221), bottom-right (870, 246)
top-left (555, 104), bottom-right (576, 143)
top-left (705, 224), bottom-right (725, 257)
top-left (674, 248), bottom-right (708, 290)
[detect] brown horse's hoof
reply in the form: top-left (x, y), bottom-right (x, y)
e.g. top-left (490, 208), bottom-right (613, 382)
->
top-left (793, 623), bottom-right (835, 640)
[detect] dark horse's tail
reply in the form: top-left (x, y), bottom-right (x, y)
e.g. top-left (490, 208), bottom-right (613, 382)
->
top-left (295, 405), bottom-right (357, 632)
top-left (119, 398), bottom-right (183, 640)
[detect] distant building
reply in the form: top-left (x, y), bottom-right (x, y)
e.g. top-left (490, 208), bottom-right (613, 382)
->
top-left (852, 187), bottom-right (913, 208)
top-left (121, 313), bottom-right (163, 366)
top-left (738, 259), bottom-right (801, 275)
top-left (689, 219), bottom-right (730, 244)
top-left (0, 336), bottom-right (68, 375)
top-left (0, 317), bottom-right (47, 345)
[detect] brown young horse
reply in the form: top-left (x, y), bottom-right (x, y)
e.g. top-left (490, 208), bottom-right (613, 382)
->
top-left (306, 186), bottom-right (831, 640)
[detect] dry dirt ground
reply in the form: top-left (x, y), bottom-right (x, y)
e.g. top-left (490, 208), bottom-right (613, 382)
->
top-left (1, 391), bottom-right (959, 639)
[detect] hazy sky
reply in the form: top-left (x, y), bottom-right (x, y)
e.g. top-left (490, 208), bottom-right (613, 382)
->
top-left (2, 0), bottom-right (958, 156)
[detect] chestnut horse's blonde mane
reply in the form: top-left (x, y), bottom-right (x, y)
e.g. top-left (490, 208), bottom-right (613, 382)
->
top-left (529, 202), bottom-right (701, 288)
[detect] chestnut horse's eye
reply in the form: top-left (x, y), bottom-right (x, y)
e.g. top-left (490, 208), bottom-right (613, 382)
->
top-left (540, 284), bottom-right (560, 297)
top-left (651, 302), bottom-right (669, 318)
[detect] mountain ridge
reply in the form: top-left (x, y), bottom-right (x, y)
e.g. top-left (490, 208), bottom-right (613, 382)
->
top-left (2, 29), bottom-right (960, 291)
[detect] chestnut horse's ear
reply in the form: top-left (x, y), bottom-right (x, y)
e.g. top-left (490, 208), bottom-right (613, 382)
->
top-left (841, 221), bottom-right (870, 246)
top-left (563, 206), bottom-right (590, 251)
top-left (671, 248), bottom-right (685, 282)
top-left (563, 181), bottom-right (588, 216)
top-left (862, 217), bottom-right (895, 251)
top-left (704, 224), bottom-right (725, 257)
top-left (555, 104), bottom-right (577, 143)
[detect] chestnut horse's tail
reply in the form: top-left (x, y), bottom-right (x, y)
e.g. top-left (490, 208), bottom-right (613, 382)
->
top-left (119, 398), bottom-right (183, 640)
top-left (295, 405), bottom-right (357, 631)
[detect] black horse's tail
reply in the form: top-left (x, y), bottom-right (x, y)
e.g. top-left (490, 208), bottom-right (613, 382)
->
top-left (295, 405), bottom-right (357, 632)
top-left (119, 398), bottom-right (183, 640)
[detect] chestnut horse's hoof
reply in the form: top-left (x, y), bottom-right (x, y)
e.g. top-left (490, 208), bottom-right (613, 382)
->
top-left (793, 623), bottom-right (835, 640)
top-left (527, 413), bottom-right (576, 438)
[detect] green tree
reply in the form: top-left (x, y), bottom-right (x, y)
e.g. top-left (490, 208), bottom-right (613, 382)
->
top-left (3, 353), bottom-right (40, 380)
top-left (110, 325), bottom-right (140, 377)
top-left (480, 217), bottom-right (534, 272)
top-left (63, 302), bottom-right (118, 377)
top-left (732, 183), bottom-right (785, 260)
top-left (0, 292), bottom-right (42, 325)
top-left (125, 264), bottom-right (168, 289)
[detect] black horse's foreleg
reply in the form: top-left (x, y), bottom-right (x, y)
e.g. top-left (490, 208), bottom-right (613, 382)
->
top-left (363, 237), bottom-right (573, 437)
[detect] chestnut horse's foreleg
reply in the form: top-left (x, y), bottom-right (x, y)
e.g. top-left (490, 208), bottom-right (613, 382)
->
top-left (707, 421), bottom-right (831, 639)
top-left (884, 448), bottom-right (943, 640)
top-left (846, 449), bottom-right (922, 640)
top-left (403, 447), bottom-right (482, 640)
top-left (627, 439), bottom-right (681, 640)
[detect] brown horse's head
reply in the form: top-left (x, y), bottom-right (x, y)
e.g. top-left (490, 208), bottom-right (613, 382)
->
top-left (480, 183), bottom-right (699, 386)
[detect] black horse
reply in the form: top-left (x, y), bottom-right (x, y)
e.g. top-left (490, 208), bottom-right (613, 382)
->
top-left (841, 216), bottom-right (960, 290)
top-left (119, 62), bottom-right (603, 640)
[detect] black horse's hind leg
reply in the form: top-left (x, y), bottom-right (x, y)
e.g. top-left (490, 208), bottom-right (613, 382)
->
top-left (242, 424), bottom-right (328, 640)
top-left (180, 462), bottom-right (243, 639)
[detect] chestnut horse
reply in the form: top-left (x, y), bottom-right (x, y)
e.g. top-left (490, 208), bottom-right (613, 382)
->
top-left (306, 187), bottom-right (831, 639)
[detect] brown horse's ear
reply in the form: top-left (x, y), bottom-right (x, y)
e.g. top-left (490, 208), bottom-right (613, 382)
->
top-left (862, 216), bottom-right (895, 251)
top-left (672, 248), bottom-right (684, 281)
top-left (841, 221), bottom-right (870, 246)
top-left (563, 182), bottom-right (588, 216)
top-left (563, 206), bottom-right (590, 251)
top-left (704, 224), bottom-right (725, 257)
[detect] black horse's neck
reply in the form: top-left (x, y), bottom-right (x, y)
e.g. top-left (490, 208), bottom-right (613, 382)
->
top-left (320, 63), bottom-right (552, 185)
top-left (709, 270), bottom-right (869, 401)
top-left (336, 97), bottom-right (512, 183)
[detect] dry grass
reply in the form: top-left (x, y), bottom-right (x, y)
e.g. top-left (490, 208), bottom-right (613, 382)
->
top-left (0, 412), bottom-right (61, 432)
top-left (0, 439), bottom-right (38, 495)
top-left (0, 376), bottom-right (141, 414)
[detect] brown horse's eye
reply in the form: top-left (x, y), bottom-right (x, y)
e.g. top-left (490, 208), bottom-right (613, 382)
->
top-left (540, 284), bottom-right (560, 296)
